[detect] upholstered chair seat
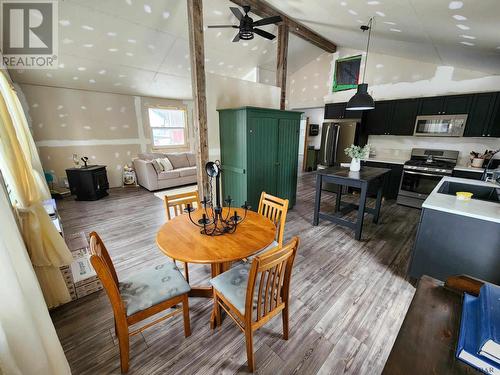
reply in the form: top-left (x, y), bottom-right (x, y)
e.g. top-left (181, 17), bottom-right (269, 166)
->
top-left (210, 263), bottom-right (251, 315)
top-left (120, 262), bottom-right (191, 316)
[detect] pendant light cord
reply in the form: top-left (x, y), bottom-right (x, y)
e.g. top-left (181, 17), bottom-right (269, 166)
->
top-left (362, 17), bottom-right (374, 83)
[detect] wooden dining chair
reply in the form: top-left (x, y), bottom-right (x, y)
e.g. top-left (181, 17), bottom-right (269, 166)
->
top-left (89, 232), bottom-right (191, 373)
top-left (242, 192), bottom-right (289, 264)
top-left (258, 192), bottom-right (289, 248)
top-left (164, 191), bottom-right (199, 282)
top-left (210, 237), bottom-right (300, 372)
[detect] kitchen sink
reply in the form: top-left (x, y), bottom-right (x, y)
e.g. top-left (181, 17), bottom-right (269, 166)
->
top-left (438, 181), bottom-right (500, 203)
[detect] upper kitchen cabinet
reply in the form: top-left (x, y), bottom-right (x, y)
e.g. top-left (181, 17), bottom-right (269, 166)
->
top-left (418, 96), bottom-right (445, 115)
top-left (332, 91), bottom-right (500, 138)
top-left (391, 99), bottom-right (419, 135)
top-left (324, 102), bottom-right (363, 120)
top-left (364, 99), bottom-right (417, 136)
top-left (364, 100), bottom-right (394, 135)
top-left (443, 95), bottom-right (473, 114)
top-left (418, 94), bottom-right (472, 115)
top-left (487, 93), bottom-right (500, 137)
top-left (463, 92), bottom-right (498, 137)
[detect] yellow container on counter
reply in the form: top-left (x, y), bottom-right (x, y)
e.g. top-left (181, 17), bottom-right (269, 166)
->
top-left (456, 192), bottom-right (473, 201)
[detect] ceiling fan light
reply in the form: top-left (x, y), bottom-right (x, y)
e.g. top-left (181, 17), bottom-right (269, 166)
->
top-left (239, 31), bottom-right (254, 40)
top-left (346, 83), bottom-right (375, 111)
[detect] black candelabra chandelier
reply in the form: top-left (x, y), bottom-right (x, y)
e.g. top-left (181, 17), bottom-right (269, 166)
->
top-left (184, 161), bottom-right (250, 236)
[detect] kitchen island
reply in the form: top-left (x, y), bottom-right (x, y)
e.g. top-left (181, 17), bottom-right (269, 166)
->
top-left (409, 176), bottom-right (500, 284)
top-left (312, 166), bottom-right (390, 240)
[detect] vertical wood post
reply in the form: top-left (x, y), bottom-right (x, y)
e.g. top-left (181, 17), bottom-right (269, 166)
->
top-left (187, 0), bottom-right (209, 196)
top-left (276, 24), bottom-right (289, 110)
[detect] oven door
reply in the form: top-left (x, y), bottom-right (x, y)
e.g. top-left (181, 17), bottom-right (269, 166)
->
top-left (399, 170), bottom-right (444, 199)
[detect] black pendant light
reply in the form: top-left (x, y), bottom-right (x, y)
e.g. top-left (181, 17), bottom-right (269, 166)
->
top-left (346, 18), bottom-right (375, 111)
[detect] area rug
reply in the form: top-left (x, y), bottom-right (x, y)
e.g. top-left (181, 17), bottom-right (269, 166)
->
top-left (153, 184), bottom-right (198, 201)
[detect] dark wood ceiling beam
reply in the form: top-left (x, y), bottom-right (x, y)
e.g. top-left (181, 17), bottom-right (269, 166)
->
top-left (187, 0), bottom-right (209, 195)
top-left (230, 0), bottom-right (337, 53)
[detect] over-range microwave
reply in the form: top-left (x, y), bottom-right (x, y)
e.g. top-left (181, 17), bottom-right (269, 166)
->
top-left (413, 114), bottom-right (467, 137)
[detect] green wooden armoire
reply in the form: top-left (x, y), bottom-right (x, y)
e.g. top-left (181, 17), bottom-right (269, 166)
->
top-left (218, 106), bottom-right (302, 210)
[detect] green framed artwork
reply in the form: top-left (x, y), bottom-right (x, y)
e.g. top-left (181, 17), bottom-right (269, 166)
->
top-left (332, 55), bottom-right (362, 92)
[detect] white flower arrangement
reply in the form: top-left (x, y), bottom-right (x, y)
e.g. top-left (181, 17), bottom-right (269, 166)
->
top-left (344, 144), bottom-right (370, 159)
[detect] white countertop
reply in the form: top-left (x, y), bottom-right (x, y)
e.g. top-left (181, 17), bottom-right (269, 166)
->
top-left (363, 157), bottom-right (406, 165)
top-left (364, 157), bottom-right (486, 174)
top-left (422, 176), bottom-right (500, 223)
top-left (453, 165), bottom-right (485, 173)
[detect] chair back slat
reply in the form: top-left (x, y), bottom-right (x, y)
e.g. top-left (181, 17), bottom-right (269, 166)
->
top-left (164, 191), bottom-right (199, 220)
top-left (246, 237), bottom-right (299, 323)
top-left (257, 192), bottom-right (289, 246)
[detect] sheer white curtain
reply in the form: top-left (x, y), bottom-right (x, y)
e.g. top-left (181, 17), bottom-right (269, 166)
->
top-left (0, 72), bottom-right (73, 307)
top-left (0, 177), bottom-right (70, 375)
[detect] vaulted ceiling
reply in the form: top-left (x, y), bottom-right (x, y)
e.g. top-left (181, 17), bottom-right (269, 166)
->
top-left (9, 0), bottom-right (500, 100)
top-left (267, 0), bottom-right (500, 74)
top-left (9, 0), bottom-right (323, 99)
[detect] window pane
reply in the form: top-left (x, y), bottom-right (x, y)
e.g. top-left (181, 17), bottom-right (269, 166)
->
top-left (152, 128), bottom-right (185, 146)
top-left (148, 108), bottom-right (185, 128)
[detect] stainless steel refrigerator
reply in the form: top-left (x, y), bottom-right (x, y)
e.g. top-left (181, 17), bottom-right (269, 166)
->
top-left (318, 120), bottom-right (358, 167)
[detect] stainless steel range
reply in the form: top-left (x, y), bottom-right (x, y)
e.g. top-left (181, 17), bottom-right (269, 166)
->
top-left (397, 148), bottom-right (459, 208)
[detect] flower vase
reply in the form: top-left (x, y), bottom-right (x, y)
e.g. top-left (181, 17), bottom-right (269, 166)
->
top-left (350, 158), bottom-right (361, 172)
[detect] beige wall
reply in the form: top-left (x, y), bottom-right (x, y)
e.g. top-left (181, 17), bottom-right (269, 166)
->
top-left (37, 144), bottom-right (142, 185)
top-left (287, 52), bottom-right (333, 110)
top-left (326, 48), bottom-right (500, 104)
top-left (288, 48), bottom-right (500, 109)
top-left (206, 73), bottom-right (281, 161)
top-left (20, 84), bottom-right (193, 187)
top-left (20, 74), bottom-right (280, 187)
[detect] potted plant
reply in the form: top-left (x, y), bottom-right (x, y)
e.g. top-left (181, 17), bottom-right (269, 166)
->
top-left (344, 144), bottom-right (370, 172)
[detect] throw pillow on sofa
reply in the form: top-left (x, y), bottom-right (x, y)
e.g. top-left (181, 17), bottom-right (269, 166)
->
top-left (151, 159), bottom-right (163, 173)
top-left (167, 153), bottom-right (190, 169)
top-left (157, 157), bottom-right (174, 171)
top-left (186, 153), bottom-right (196, 167)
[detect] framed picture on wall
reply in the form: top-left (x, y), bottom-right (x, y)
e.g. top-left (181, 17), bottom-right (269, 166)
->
top-left (332, 55), bottom-right (361, 92)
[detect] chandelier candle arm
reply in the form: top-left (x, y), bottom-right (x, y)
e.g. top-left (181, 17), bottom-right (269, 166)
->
top-left (186, 161), bottom-right (249, 236)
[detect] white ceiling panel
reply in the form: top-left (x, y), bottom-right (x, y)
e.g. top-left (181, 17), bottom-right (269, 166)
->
top-left (10, 0), bottom-right (498, 100)
top-left (265, 0), bottom-right (500, 74)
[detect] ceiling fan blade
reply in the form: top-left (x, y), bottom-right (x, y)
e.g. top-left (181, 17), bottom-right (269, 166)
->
top-left (253, 15), bottom-right (282, 27)
top-left (207, 25), bottom-right (238, 28)
top-left (232, 33), bottom-right (240, 42)
top-left (230, 7), bottom-right (244, 20)
top-left (253, 28), bottom-right (276, 40)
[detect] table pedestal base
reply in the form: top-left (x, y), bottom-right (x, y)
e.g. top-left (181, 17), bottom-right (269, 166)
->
top-left (186, 262), bottom-right (231, 328)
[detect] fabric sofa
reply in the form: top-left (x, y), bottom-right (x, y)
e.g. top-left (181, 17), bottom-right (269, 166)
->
top-left (133, 152), bottom-right (197, 191)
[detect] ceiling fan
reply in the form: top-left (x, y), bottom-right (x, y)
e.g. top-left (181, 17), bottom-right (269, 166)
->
top-left (207, 5), bottom-right (282, 42)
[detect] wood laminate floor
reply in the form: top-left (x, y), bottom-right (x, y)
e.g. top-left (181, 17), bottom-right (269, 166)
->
top-left (52, 171), bottom-right (420, 375)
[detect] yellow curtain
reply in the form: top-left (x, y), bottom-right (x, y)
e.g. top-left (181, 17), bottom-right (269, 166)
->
top-left (0, 72), bottom-right (73, 308)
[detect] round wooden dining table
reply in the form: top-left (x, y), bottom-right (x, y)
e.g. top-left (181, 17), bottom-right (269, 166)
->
top-left (156, 207), bottom-right (276, 328)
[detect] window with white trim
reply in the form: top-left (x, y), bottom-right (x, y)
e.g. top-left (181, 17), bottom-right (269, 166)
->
top-left (148, 107), bottom-right (187, 148)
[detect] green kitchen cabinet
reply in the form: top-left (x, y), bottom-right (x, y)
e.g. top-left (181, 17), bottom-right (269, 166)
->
top-left (218, 107), bottom-right (302, 210)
